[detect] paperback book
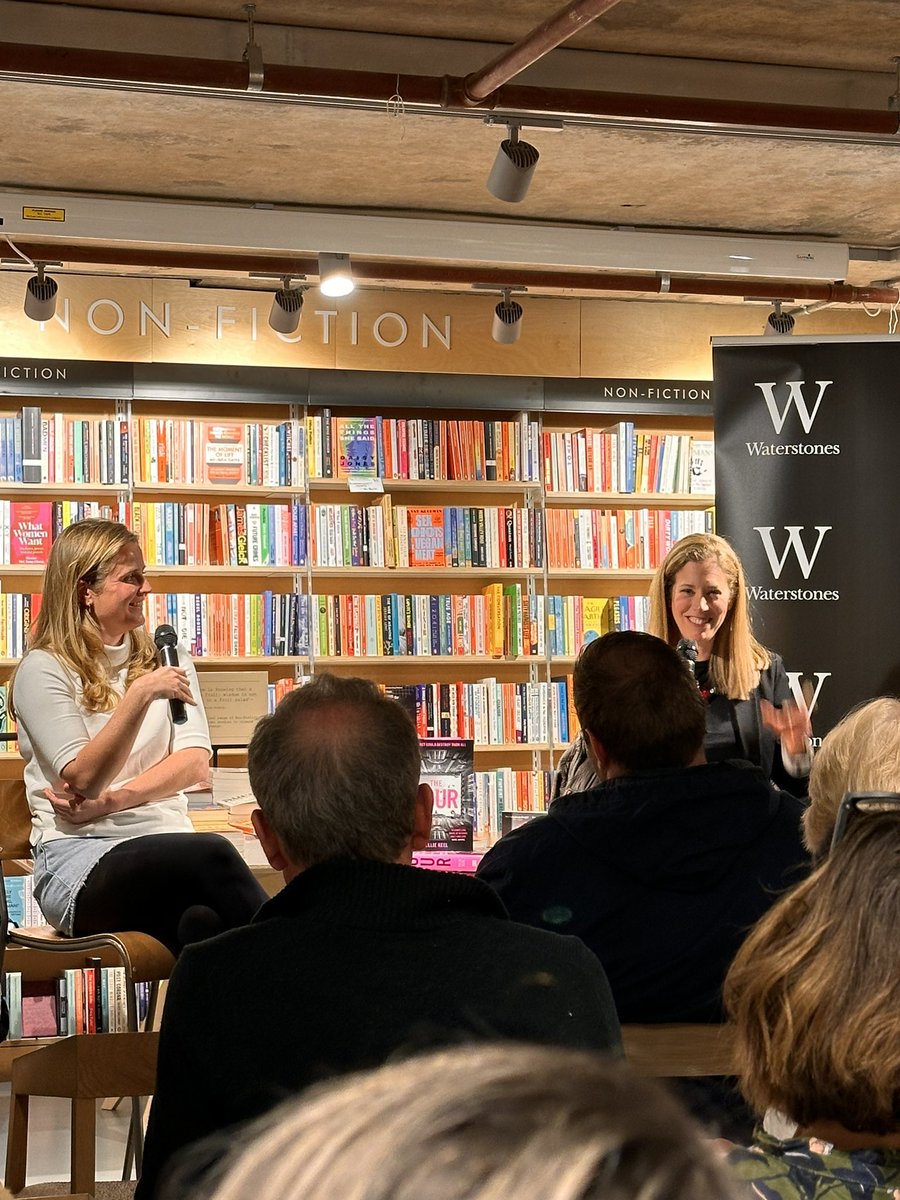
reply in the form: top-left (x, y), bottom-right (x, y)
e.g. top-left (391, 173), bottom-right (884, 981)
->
top-left (420, 738), bottom-right (476, 853)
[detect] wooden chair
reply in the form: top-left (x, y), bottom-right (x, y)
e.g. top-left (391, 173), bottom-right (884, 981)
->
top-left (0, 777), bottom-right (174, 1194)
top-left (621, 1023), bottom-right (738, 1077)
top-left (5, 1032), bottom-right (159, 1199)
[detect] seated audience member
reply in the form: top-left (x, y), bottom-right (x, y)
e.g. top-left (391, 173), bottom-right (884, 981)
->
top-left (477, 631), bottom-right (809, 1025)
top-left (724, 807), bottom-right (900, 1198)
top-left (137, 675), bottom-right (621, 1199)
top-left (192, 1043), bottom-right (738, 1200)
top-left (802, 696), bottom-right (900, 860)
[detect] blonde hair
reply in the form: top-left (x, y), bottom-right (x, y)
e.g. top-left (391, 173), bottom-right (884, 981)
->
top-left (201, 1044), bottom-right (736, 1200)
top-left (10, 519), bottom-right (155, 715)
top-left (805, 697), bottom-right (900, 858)
top-left (724, 813), bottom-right (900, 1134)
top-left (647, 533), bottom-right (769, 700)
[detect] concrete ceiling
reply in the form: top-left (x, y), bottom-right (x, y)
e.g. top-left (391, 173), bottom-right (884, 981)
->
top-left (2, 0), bottom-right (900, 304)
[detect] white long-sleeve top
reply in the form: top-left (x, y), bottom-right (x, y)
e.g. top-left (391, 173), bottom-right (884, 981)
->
top-left (14, 640), bottom-right (211, 846)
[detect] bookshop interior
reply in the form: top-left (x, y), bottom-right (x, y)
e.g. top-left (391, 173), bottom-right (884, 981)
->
top-left (1, 1), bottom-right (900, 1197)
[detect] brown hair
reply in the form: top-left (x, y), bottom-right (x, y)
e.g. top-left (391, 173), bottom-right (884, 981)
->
top-left (573, 631), bottom-right (706, 770)
top-left (724, 812), bottom-right (900, 1133)
top-left (805, 697), bottom-right (900, 859)
top-left (647, 533), bottom-right (770, 701)
top-left (10, 519), bottom-right (155, 715)
top-left (201, 1043), bottom-right (737, 1200)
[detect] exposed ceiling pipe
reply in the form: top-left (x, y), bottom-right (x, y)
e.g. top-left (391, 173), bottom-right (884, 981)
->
top-left (462, 0), bottom-right (627, 104)
top-left (8, 241), bottom-right (897, 305)
top-left (1, 43), bottom-right (897, 137)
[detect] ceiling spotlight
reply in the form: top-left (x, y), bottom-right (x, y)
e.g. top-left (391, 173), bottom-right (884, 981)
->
top-left (268, 277), bottom-right (304, 334)
top-left (764, 300), bottom-right (796, 336)
top-left (318, 252), bottom-right (355, 297)
top-left (24, 263), bottom-right (58, 322)
top-left (487, 124), bottom-right (540, 204)
top-left (492, 289), bottom-right (523, 344)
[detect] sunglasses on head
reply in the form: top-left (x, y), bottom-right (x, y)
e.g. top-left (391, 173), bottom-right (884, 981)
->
top-left (830, 791), bottom-right (900, 852)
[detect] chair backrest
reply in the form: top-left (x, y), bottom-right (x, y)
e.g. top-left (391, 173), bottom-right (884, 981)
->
top-left (0, 777), bottom-right (33, 863)
top-left (621, 1024), bottom-right (737, 1077)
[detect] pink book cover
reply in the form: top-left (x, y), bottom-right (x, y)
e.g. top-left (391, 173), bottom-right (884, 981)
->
top-left (21, 982), bottom-right (58, 1038)
top-left (10, 502), bottom-right (53, 565)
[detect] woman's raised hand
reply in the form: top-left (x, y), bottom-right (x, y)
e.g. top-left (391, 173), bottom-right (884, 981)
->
top-left (760, 698), bottom-right (811, 756)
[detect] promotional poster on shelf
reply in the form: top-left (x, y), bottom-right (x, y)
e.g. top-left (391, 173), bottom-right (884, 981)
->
top-left (419, 738), bottom-right (476, 853)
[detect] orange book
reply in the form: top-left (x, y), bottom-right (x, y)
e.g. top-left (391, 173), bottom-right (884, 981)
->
top-left (202, 422), bottom-right (245, 486)
top-left (407, 508), bottom-right (446, 568)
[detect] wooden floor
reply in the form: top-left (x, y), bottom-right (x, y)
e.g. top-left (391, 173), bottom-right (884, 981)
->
top-left (0, 1084), bottom-right (133, 1188)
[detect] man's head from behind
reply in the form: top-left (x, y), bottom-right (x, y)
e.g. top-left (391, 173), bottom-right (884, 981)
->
top-left (573, 632), bottom-right (706, 776)
top-left (247, 674), bottom-right (429, 875)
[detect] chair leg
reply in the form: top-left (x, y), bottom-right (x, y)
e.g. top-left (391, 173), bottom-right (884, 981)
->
top-left (70, 1097), bottom-right (96, 1197)
top-left (5, 1090), bottom-right (30, 1194)
top-left (123, 1096), bottom-right (147, 1180)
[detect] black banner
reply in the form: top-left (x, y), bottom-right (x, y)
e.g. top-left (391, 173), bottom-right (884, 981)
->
top-left (713, 336), bottom-right (900, 741)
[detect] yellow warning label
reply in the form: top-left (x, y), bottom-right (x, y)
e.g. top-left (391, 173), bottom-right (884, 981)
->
top-left (22, 207), bottom-right (66, 222)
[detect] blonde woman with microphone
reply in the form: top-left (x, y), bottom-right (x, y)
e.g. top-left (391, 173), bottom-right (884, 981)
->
top-left (554, 533), bottom-right (811, 798)
top-left (10, 519), bottom-right (266, 954)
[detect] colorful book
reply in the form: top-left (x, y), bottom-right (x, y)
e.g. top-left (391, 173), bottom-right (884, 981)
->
top-left (335, 416), bottom-right (377, 478)
top-left (202, 423), bottom-right (245, 486)
top-left (420, 738), bottom-right (476, 853)
top-left (407, 508), bottom-right (446, 568)
top-left (9, 502), bottom-right (53, 565)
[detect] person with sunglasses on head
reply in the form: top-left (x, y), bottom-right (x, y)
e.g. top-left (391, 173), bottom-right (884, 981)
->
top-left (9, 519), bottom-right (267, 956)
top-left (723, 802), bottom-right (900, 1199)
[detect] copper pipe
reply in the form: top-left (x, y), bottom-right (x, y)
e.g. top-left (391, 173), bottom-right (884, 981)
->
top-left (463, 0), bottom-right (627, 104)
top-left (1, 43), bottom-right (897, 136)
top-left (13, 241), bottom-right (898, 305)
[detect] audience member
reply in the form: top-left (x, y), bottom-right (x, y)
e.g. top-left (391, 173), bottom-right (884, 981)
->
top-left (803, 696), bottom-right (900, 859)
top-left (724, 808), bottom-right (900, 1198)
top-left (192, 1043), bottom-right (738, 1200)
top-left (477, 631), bottom-right (808, 1025)
top-left (137, 675), bottom-right (621, 1199)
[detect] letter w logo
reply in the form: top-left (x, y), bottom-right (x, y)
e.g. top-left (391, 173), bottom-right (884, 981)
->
top-left (754, 526), bottom-right (832, 580)
top-left (755, 380), bottom-right (833, 434)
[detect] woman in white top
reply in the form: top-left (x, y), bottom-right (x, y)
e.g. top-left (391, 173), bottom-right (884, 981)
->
top-left (10, 519), bottom-right (267, 954)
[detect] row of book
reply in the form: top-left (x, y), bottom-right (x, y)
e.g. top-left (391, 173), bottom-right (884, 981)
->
top-left (1, 409), bottom-right (714, 494)
top-left (0, 589), bottom-right (653, 662)
top-left (542, 426), bottom-right (714, 495)
top-left (547, 506), bottom-right (714, 571)
top-left (3, 965), bottom-right (136, 1039)
top-left (476, 769), bottom-right (551, 837)
top-left (384, 678), bottom-right (578, 747)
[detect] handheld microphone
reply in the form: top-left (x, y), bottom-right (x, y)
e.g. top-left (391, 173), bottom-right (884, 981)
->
top-left (154, 624), bottom-right (187, 725)
top-left (676, 638), bottom-right (699, 678)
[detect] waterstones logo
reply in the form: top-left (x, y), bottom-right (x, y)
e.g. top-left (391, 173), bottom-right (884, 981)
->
top-left (785, 671), bottom-right (832, 720)
top-left (745, 380), bottom-right (840, 456)
top-left (749, 525), bottom-right (839, 599)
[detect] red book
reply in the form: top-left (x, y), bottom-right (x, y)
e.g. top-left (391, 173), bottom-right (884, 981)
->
top-left (202, 423), bottom-right (245, 487)
top-left (10, 502), bottom-right (54, 565)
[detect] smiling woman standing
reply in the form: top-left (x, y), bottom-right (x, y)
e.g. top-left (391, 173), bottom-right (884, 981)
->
top-left (554, 533), bottom-right (812, 797)
top-left (9, 519), bottom-right (267, 954)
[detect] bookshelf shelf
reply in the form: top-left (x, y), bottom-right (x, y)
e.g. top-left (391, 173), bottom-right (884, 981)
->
top-left (544, 491), bottom-right (713, 509)
top-left (307, 478), bottom-right (542, 494)
top-left (0, 372), bottom-right (714, 826)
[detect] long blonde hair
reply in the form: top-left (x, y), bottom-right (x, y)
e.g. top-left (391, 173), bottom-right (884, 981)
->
top-left (10, 519), bottom-right (155, 714)
top-left (647, 533), bottom-right (769, 700)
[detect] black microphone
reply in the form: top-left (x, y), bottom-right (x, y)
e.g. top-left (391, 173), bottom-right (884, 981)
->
top-left (676, 638), bottom-right (699, 678)
top-left (154, 624), bottom-right (187, 725)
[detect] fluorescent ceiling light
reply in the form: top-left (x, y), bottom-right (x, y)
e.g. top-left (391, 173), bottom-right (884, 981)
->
top-left (0, 191), bottom-right (851, 283)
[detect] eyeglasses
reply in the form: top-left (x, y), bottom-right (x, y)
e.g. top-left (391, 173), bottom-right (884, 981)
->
top-left (830, 791), bottom-right (900, 852)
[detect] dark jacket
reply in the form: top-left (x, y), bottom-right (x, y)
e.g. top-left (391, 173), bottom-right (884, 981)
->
top-left (477, 760), bottom-right (808, 1024)
top-left (137, 859), bottom-right (621, 1199)
top-left (552, 654), bottom-right (803, 799)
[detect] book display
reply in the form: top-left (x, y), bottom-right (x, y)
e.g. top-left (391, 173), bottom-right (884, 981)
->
top-left (0, 362), bottom-right (714, 839)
